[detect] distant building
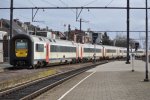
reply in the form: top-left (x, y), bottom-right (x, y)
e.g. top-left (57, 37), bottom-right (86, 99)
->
top-left (0, 18), bottom-right (27, 36)
top-left (29, 30), bottom-right (57, 39)
top-left (28, 30), bottom-right (65, 40)
top-left (0, 19), bottom-right (28, 62)
top-left (0, 18), bottom-right (68, 62)
top-left (65, 29), bottom-right (92, 43)
top-left (0, 31), bottom-right (7, 62)
top-left (88, 31), bottom-right (103, 44)
top-left (24, 22), bottom-right (41, 33)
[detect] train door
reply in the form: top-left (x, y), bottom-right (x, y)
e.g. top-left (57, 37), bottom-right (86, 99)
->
top-left (78, 45), bottom-right (83, 59)
top-left (81, 46), bottom-right (83, 59)
top-left (102, 47), bottom-right (105, 57)
top-left (46, 43), bottom-right (49, 62)
top-left (76, 46), bottom-right (79, 59)
top-left (117, 48), bottom-right (120, 57)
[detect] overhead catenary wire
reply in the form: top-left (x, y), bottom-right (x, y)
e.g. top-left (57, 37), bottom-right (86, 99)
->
top-left (1, 6), bottom-right (150, 10)
top-left (41, 0), bottom-right (58, 7)
top-left (58, 0), bottom-right (68, 7)
top-left (58, 0), bottom-right (76, 14)
top-left (77, 0), bottom-right (99, 21)
top-left (105, 0), bottom-right (115, 7)
top-left (83, 0), bottom-right (99, 7)
top-left (27, 0), bottom-right (36, 7)
top-left (15, 14), bottom-right (31, 20)
top-left (1, 0), bottom-right (149, 33)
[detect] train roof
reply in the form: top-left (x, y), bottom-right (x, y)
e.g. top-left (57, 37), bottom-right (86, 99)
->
top-left (11, 34), bottom-right (137, 50)
top-left (31, 35), bottom-right (77, 46)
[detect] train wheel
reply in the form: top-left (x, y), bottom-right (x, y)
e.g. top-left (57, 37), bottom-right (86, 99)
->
top-left (34, 65), bottom-right (38, 69)
top-left (41, 61), bottom-right (47, 67)
top-left (72, 59), bottom-right (76, 64)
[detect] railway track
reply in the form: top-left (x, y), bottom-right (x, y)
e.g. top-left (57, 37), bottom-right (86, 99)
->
top-left (0, 61), bottom-right (107, 100)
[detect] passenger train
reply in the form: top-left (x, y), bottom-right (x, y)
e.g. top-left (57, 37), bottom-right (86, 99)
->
top-left (9, 34), bottom-right (145, 68)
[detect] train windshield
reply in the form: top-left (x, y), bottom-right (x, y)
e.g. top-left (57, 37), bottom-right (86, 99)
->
top-left (15, 39), bottom-right (28, 49)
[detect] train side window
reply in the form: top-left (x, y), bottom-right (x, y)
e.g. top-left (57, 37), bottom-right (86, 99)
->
top-left (36, 44), bottom-right (44, 52)
top-left (67, 47), bottom-right (69, 52)
top-left (124, 50), bottom-right (127, 53)
top-left (64, 46), bottom-right (67, 52)
top-left (55, 45), bottom-right (57, 52)
top-left (64, 46), bottom-right (66, 52)
top-left (59, 46), bottom-right (61, 52)
top-left (67, 46), bottom-right (69, 52)
top-left (73, 47), bottom-right (76, 52)
top-left (56, 45), bottom-right (60, 52)
top-left (68, 47), bottom-right (70, 52)
top-left (50, 45), bottom-right (54, 52)
top-left (56, 46), bottom-right (58, 52)
top-left (107, 49), bottom-right (116, 53)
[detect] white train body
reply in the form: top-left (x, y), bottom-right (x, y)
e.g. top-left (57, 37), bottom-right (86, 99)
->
top-left (9, 34), bottom-right (145, 67)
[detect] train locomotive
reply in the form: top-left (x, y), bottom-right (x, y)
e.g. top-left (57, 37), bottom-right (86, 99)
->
top-left (9, 34), bottom-right (145, 68)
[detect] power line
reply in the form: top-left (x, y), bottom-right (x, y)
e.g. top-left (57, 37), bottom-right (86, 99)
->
top-left (27, 0), bottom-right (36, 7)
top-left (58, 0), bottom-right (76, 14)
top-left (105, 0), bottom-right (115, 7)
top-left (1, 6), bottom-right (149, 9)
top-left (58, 0), bottom-right (68, 7)
top-left (41, 0), bottom-right (58, 7)
top-left (87, 31), bottom-right (150, 32)
top-left (83, 0), bottom-right (99, 7)
top-left (15, 14), bottom-right (31, 20)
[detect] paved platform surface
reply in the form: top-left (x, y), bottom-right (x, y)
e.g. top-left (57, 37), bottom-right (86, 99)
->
top-left (35, 60), bottom-right (150, 100)
top-left (0, 62), bottom-right (12, 72)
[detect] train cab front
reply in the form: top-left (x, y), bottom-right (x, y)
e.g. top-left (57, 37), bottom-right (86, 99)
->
top-left (10, 34), bottom-right (33, 67)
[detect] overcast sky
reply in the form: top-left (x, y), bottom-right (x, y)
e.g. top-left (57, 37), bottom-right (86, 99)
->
top-left (0, 0), bottom-right (150, 44)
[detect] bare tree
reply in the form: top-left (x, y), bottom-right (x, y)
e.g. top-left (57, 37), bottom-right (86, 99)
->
top-left (114, 34), bottom-right (140, 48)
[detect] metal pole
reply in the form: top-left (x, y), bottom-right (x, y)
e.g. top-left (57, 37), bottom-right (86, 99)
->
top-left (144, 0), bottom-right (149, 82)
top-left (131, 48), bottom-right (134, 72)
top-left (126, 0), bottom-right (130, 64)
top-left (10, 0), bottom-right (13, 39)
top-left (68, 24), bottom-right (71, 40)
top-left (80, 18), bottom-right (82, 31)
top-left (9, 0), bottom-right (13, 62)
top-left (131, 55), bottom-right (134, 72)
top-left (94, 44), bottom-right (96, 63)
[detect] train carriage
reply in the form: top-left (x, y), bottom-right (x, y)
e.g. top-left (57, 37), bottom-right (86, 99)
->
top-left (118, 47), bottom-right (127, 58)
top-left (10, 34), bottom-right (34, 67)
top-left (82, 43), bottom-right (103, 61)
top-left (103, 45), bottom-right (119, 59)
top-left (49, 40), bottom-right (77, 64)
top-left (10, 34), bottom-right (144, 68)
top-left (10, 34), bottom-right (79, 68)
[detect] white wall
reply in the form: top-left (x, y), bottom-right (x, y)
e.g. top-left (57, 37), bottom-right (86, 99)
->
top-left (0, 31), bottom-right (7, 62)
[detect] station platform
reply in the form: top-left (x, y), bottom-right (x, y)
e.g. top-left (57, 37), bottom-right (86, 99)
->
top-left (35, 60), bottom-right (150, 100)
top-left (0, 62), bottom-right (12, 72)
